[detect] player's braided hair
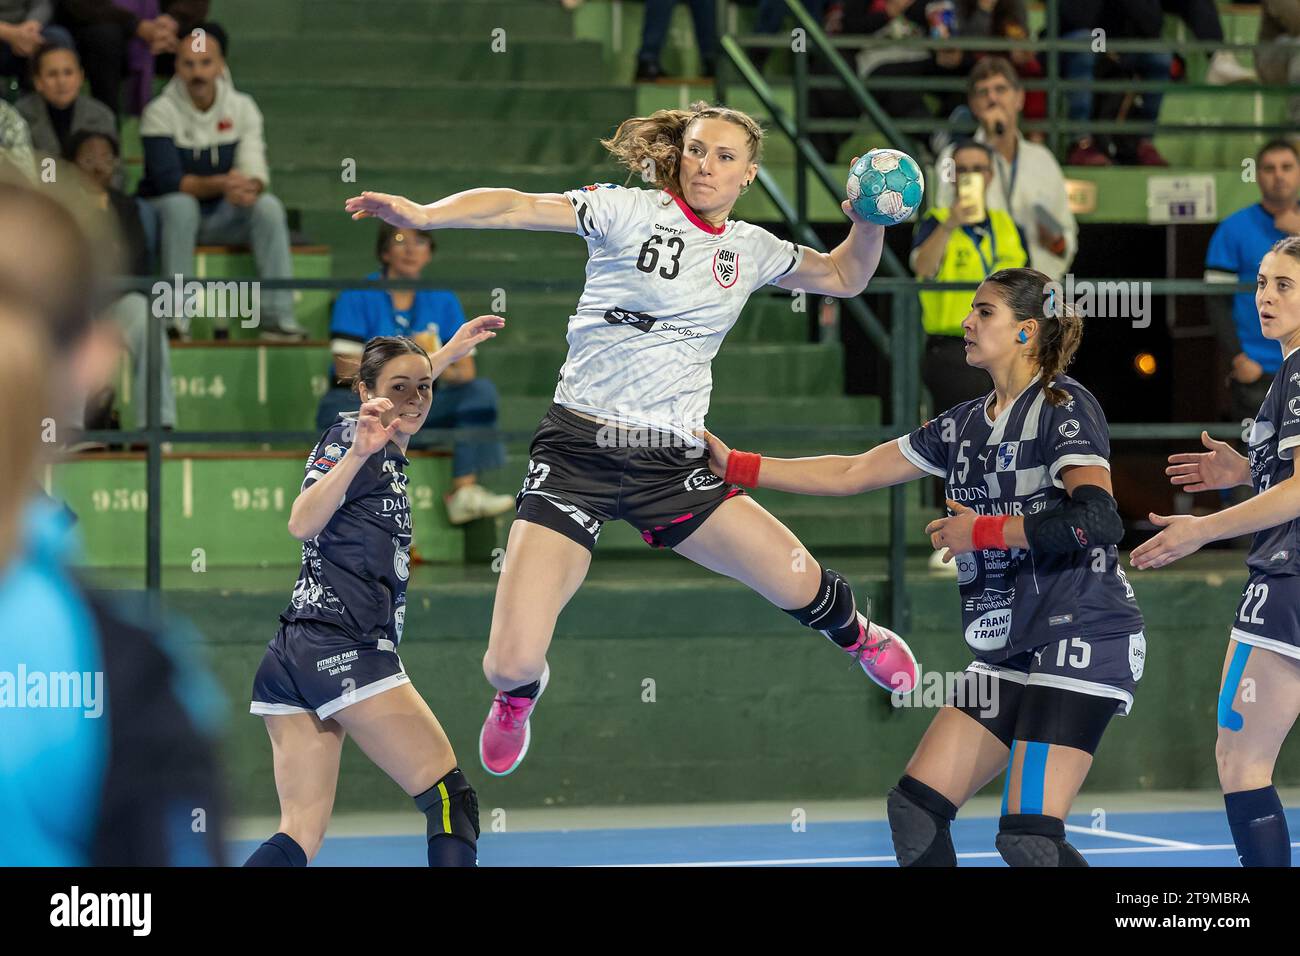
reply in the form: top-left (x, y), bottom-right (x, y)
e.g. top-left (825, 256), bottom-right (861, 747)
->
top-left (984, 267), bottom-right (1083, 406)
top-left (599, 101), bottom-right (764, 194)
top-left (351, 335), bottom-right (432, 396)
top-left (1268, 234), bottom-right (1300, 263)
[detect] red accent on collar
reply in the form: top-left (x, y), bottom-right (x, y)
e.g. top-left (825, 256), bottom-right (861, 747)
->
top-left (667, 191), bottom-right (726, 235)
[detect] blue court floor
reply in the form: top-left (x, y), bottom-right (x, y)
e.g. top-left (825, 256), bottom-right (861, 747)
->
top-left (228, 808), bottom-right (1300, 866)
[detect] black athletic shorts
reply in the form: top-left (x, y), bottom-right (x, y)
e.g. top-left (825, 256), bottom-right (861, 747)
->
top-left (515, 403), bottom-right (747, 551)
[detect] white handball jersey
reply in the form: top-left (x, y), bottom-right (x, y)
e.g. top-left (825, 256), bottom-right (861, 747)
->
top-left (556, 183), bottom-right (804, 445)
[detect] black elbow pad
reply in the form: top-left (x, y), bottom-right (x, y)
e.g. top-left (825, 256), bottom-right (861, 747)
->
top-left (1023, 484), bottom-right (1124, 552)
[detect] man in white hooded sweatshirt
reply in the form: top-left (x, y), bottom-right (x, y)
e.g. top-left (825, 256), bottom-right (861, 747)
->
top-left (139, 21), bottom-right (305, 340)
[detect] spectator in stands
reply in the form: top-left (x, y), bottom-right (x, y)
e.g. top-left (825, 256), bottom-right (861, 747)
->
top-left (17, 45), bottom-right (115, 162)
top-left (69, 128), bottom-right (176, 430)
top-left (748, 0), bottom-right (827, 70)
top-left (808, 0), bottom-right (964, 161)
top-left (1204, 139), bottom-right (1300, 424)
top-left (0, 0), bottom-right (72, 86)
top-left (53, 0), bottom-right (188, 114)
top-left (635, 0), bottom-right (718, 80)
top-left (0, 100), bottom-right (37, 180)
top-left (139, 22), bottom-right (306, 341)
top-left (1060, 0), bottom-right (1169, 166)
top-left (316, 225), bottom-right (514, 526)
top-left (1161, 0), bottom-right (1258, 84)
top-left (1255, 0), bottom-right (1300, 128)
top-left (932, 58), bottom-right (1076, 281)
top-left (912, 140), bottom-right (1028, 412)
top-left (952, 1), bottom-right (1046, 128)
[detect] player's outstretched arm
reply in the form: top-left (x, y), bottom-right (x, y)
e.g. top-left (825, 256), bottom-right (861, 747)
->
top-left (1131, 473), bottom-right (1300, 570)
top-left (426, 314), bottom-right (505, 379)
top-left (700, 429), bottom-right (924, 495)
top-left (344, 188), bottom-right (577, 233)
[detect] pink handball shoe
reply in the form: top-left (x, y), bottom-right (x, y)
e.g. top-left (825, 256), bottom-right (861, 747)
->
top-left (479, 665), bottom-right (550, 777)
top-left (840, 613), bottom-right (918, 694)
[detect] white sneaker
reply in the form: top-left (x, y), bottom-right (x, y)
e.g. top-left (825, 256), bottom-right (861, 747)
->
top-left (928, 547), bottom-right (958, 577)
top-left (446, 483), bottom-right (516, 525)
top-left (1206, 50), bottom-right (1257, 86)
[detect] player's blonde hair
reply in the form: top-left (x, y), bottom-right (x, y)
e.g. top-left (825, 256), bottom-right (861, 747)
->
top-left (985, 267), bottom-right (1084, 407)
top-left (599, 101), bottom-right (764, 194)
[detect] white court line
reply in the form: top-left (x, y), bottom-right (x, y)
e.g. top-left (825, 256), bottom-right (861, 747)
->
top-left (601, 842), bottom-right (1300, 868)
top-left (1063, 824), bottom-right (1202, 848)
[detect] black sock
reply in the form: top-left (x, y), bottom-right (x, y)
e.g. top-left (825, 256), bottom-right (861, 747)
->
top-left (1225, 786), bottom-right (1292, 867)
top-left (243, 831), bottom-right (307, 867)
top-left (506, 680), bottom-right (540, 699)
top-left (427, 835), bottom-right (477, 866)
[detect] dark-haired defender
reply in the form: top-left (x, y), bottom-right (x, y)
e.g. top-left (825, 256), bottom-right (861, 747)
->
top-left (704, 267), bottom-right (1145, 867)
top-left (246, 324), bottom-right (502, 867)
top-left (1134, 236), bottom-right (1300, 867)
top-left (346, 101), bottom-right (920, 779)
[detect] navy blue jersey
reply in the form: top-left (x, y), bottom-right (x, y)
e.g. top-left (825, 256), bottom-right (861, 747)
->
top-left (898, 374), bottom-right (1143, 661)
top-left (1245, 346), bottom-right (1300, 576)
top-left (280, 415), bottom-right (413, 645)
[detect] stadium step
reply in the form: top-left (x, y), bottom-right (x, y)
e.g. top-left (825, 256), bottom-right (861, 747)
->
top-left (230, 37), bottom-right (609, 85)
top-left (265, 119), bottom-right (614, 167)
top-left (117, 343), bottom-right (851, 430)
top-left (236, 81), bottom-right (637, 124)
top-left (48, 451), bottom-right (463, 568)
top-left (215, 0), bottom-right (575, 37)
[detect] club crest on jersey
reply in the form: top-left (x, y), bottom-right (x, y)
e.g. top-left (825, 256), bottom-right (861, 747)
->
top-left (713, 249), bottom-right (740, 288)
top-left (393, 538), bottom-right (410, 581)
top-left (314, 442), bottom-right (345, 472)
top-left (684, 467), bottom-right (724, 492)
top-left (995, 441), bottom-right (1018, 472)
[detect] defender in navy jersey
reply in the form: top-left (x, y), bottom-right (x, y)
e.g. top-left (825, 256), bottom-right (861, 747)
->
top-left (346, 101), bottom-right (922, 780)
top-left (246, 328), bottom-right (503, 868)
top-left (705, 268), bottom-right (1145, 867)
top-left (1134, 236), bottom-right (1300, 867)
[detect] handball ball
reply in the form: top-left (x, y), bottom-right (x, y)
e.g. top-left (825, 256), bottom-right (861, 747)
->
top-left (846, 148), bottom-right (924, 226)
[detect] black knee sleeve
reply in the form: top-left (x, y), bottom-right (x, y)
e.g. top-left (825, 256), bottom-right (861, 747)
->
top-left (414, 767), bottom-right (480, 850)
top-left (786, 566), bottom-right (861, 645)
top-left (887, 775), bottom-right (959, 867)
top-left (996, 813), bottom-right (1087, 867)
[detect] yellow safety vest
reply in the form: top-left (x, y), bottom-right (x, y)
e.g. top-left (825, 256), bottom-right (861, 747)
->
top-left (918, 207), bottom-right (1027, 337)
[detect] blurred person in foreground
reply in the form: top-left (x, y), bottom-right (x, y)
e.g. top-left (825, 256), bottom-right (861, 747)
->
top-left (0, 177), bottom-right (225, 865)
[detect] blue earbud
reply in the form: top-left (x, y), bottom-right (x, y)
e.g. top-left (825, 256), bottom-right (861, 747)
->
top-left (1017, 329), bottom-right (1028, 344)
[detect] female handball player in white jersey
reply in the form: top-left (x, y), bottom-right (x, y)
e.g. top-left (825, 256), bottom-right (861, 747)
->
top-left (1134, 236), bottom-right (1300, 867)
top-left (703, 268), bottom-right (1146, 866)
top-left (346, 101), bottom-right (919, 777)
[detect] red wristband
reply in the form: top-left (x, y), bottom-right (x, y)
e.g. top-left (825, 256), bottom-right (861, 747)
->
top-left (724, 449), bottom-right (762, 488)
top-left (971, 514), bottom-right (1009, 551)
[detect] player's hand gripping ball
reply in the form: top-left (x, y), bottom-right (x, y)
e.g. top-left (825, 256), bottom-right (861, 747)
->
top-left (846, 148), bottom-right (924, 226)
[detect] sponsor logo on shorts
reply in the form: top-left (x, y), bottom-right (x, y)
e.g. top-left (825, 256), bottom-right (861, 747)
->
top-left (1059, 420), bottom-right (1080, 438)
top-left (1128, 632), bottom-right (1146, 681)
top-left (1049, 613), bottom-right (1073, 626)
top-left (1270, 549), bottom-right (1290, 563)
top-left (316, 649), bottom-right (358, 676)
top-left (684, 467), bottom-right (724, 492)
